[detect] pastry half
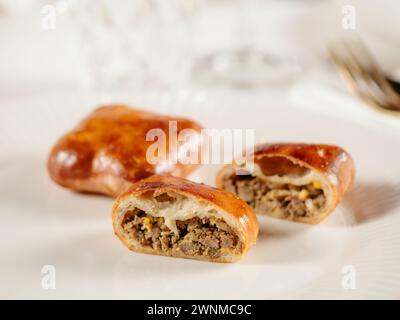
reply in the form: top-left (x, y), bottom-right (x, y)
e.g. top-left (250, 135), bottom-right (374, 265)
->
top-left (48, 105), bottom-right (203, 197)
top-left (112, 175), bottom-right (259, 262)
top-left (217, 143), bottom-right (355, 224)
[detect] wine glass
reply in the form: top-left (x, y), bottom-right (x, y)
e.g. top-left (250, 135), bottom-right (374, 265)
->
top-left (192, 0), bottom-right (307, 89)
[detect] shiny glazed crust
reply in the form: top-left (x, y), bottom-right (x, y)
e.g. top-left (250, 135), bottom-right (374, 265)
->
top-left (112, 175), bottom-right (259, 262)
top-left (216, 143), bottom-right (356, 224)
top-left (48, 105), bottom-right (203, 197)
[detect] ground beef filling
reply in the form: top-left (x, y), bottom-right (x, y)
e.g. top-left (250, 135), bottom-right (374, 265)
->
top-left (224, 175), bottom-right (326, 218)
top-left (121, 211), bottom-right (242, 258)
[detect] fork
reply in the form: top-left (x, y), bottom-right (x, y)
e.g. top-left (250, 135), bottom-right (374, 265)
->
top-left (328, 38), bottom-right (400, 117)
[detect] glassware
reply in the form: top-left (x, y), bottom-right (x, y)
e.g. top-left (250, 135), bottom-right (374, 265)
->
top-left (192, 0), bottom-right (306, 89)
top-left (66, 0), bottom-right (198, 101)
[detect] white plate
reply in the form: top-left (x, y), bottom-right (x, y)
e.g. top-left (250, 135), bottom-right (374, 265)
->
top-left (1, 91), bottom-right (400, 299)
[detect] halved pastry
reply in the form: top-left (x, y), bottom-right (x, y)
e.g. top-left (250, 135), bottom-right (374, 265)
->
top-left (217, 143), bottom-right (355, 224)
top-left (112, 175), bottom-right (259, 262)
top-left (48, 105), bottom-right (203, 197)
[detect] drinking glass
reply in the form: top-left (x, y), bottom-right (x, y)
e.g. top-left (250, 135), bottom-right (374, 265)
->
top-left (192, 0), bottom-right (309, 88)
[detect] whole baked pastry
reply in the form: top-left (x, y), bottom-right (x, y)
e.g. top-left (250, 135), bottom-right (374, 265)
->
top-left (112, 175), bottom-right (259, 262)
top-left (48, 105), bottom-right (203, 197)
top-left (217, 143), bottom-right (355, 224)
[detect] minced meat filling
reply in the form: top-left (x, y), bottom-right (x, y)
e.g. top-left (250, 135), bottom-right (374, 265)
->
top-left (224, 175), bottom-right (326, 218)
top-left (121, 211), bottom-right (242, 258)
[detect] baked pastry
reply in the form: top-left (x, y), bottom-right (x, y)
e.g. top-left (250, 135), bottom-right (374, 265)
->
top-left (217, 143), bottom-right (355, 224)
top-left (112, 175), bottom-right (259, 262)
top-left (48, 105), bottom-right (203, 197)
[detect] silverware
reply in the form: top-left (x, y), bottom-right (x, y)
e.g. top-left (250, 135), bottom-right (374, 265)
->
top-left (328, 38), bottom-right (400, 117)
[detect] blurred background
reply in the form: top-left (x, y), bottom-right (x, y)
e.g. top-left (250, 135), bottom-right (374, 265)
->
top-left (1, 1), bottom-right (400, 300)
top-left (0, 0), bottom-right (399, 104)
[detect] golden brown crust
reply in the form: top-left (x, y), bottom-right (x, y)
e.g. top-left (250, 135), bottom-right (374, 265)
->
top-left (216, 143), bottom-right (356, 224)
top-left (48, 105), bottom-right (203, 197)
top-left (112, 175), bottom-right (259, 262)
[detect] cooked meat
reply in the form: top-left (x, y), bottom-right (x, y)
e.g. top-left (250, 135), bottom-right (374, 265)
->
top-left (121, 211), bottom-right (242, 259)
top-left (224, 175), bottom-right (326, 219)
